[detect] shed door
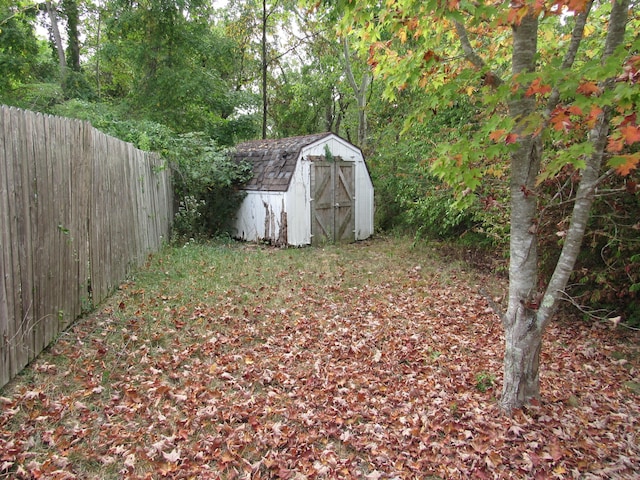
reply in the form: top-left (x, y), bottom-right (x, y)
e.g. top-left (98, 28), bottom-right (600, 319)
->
top-left (311, 160), bottom-right (355, 245)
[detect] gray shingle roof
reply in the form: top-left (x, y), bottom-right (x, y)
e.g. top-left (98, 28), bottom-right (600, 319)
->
top-left (233, 133), bottom-right (332, 191)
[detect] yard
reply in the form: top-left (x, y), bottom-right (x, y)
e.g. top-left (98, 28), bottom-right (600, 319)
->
top-left (1, 237), bottom-right (638, 479)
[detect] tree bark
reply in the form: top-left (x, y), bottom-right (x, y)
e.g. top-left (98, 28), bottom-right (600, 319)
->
top-left (62, 0), bottom-right (81, 71)
top-left (343, 37), bottom-right (371, 147)
top-left (536, 0), bottom-right (630, 327)
top-left (261, 0), bottom-right (268, 139)
top-left (502, 317), bottom-right (542, 410)
top-left (500, 12), bottom-right (542, 413)
top-left (45, 0), bottom-right (67, 75)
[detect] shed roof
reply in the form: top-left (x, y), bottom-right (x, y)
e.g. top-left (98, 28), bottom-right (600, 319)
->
top-left (233, 132), bottom-right (333, 191)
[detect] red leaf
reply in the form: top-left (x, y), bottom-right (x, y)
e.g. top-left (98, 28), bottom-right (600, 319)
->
top-left (489, 129), bottom-right (518, 144)
top-left (562, 0), bottom-right (591, 13)
top-left (489, 129), bottom-right (506, 142)
top-left (587, 105), bottom-right (603, 128)
top-left (576, 81), bottom-right (601, 96)
top-left (550, 108), bottom-right (571, 132)
top-left (525, 78), bottom-right (552, 97)
top-left (507, 5), bottom-right (528, 25)
top-left (620, 124), bottom-right (640, 145)
top-left (607, 135), bottom-right (625, 153)
top-left (422, 50), bottom-right (440, 63)
top-left (505, 133), bottom-right (518, 144)
top-left (612, 153), bottom-right (640, 176)
top-left (567, 105), bottom-right (583, 116)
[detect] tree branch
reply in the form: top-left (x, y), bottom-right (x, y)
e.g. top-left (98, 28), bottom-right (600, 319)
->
top-left (454, 21), bottom-right (503, 86)
top-left (0, 2), bottom-right (38, 26)
top-left (536, 0), bottom-right (631, 329)
top-left (545, 0), bottom-right (594, 116)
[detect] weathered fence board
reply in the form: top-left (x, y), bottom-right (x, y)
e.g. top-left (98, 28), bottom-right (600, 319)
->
top-left (0, 106), bottom-right (173, 388)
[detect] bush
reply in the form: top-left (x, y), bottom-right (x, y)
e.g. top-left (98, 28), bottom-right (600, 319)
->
top-left (1, 82), bottom-right (64, 111)
top-left (367, 96), bottom-right (497, 244)
top-left (398, 177), bottom-right (479, 240)
top-left (167, 132), bottom-right (253, 241)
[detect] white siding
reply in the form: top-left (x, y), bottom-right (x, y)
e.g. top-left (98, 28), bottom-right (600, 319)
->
top-left (234, 192), bottom-right (288, 245)
top-left (355, 165), bottom-right (375, 240)
top-left (286, 158), bottom-right (312, 245)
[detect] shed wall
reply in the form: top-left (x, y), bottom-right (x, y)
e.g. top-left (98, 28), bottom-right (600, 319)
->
top-left (234, 192), bottom-right (289, 245)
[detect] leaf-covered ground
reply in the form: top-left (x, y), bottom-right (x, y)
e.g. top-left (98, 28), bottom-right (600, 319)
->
top-left (1, 237), bottom-right (638, 479)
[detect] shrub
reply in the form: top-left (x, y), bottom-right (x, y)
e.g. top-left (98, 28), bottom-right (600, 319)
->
top-left (167, 132), bottom-right (253, 241)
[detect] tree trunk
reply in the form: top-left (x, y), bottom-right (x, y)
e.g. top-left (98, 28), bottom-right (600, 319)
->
top-left (96, 7), bottom-right (102, 98)
top-left (261, 0), bottom-right (268, 139)
top-left (500, 12), bottom-right (541, 412)
top-left (45, 0), bottom-right (67, 76)
top-left (501, 314), bottom-right (542, 412)
top-left (500, 0), bottom-right (630, 413)
top-left (62, 0), bottom-right (81, 71)
top-left (343, 37), bottom-right (371, 147)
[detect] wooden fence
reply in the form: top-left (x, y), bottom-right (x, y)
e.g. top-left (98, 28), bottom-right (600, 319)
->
top-left (0, 106), bottom-right (173, 389)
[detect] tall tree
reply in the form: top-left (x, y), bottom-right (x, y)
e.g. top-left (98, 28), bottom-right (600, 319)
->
top-left (61, 0), bottom-right (80, 71)
top-left (340, 0), bottom-right (639, 412)
top-left (44, 0), bottom-right (66, 75)
top-left (261, 0), bottom-right (269, 138)
top-left (99, 0), bottom-right (251, 141)
top-left (223, 0), bottom-right (310, 138)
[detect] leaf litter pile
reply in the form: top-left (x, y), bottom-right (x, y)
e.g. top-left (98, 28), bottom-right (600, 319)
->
top-left (1, 237), bottom-right (638, 479)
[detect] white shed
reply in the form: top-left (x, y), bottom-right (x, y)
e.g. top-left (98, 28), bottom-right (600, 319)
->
top-left (232, 133), bottom-right (374, 246)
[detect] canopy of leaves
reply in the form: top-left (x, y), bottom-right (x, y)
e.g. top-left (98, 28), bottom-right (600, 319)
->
top-left (0, 1), bottom-right (57, 96)
top-left (336, 0), bottom-right (640, 324)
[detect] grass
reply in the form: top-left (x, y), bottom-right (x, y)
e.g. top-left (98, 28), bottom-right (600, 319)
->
top-left (1, 236), bottom-right (638, 479)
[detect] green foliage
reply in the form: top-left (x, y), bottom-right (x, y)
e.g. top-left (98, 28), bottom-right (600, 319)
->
top-left (93, 0), bottom-right (258, 144)
top-left (0, 1), bottom-right (40, 89)
top-left (172, 195), bottom-right (206, 242)
top-left (394, 175), bottom-right (478, 240)
top-left (49, 99), bottom-right (253, 241)
top-left (168, 132), bottom-right (253, 241)
top-left (1, 82), bottom-right (64, 111)
top-left (61, 70), bottom-right (95, 101)
top-left (49, 100), bottom-right (176, 150)
top-left (368, 94), bottom-right (502, 246)
top-left (475, 372), bottom-right (496, 393)
top-left (0, 2), bottom-right (59, 107)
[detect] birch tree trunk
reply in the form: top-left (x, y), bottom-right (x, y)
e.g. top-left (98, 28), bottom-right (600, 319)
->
top-left (500, 12), bottom-right (543, 412)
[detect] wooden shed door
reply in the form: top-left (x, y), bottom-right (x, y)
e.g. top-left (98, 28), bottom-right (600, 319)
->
top-left (311, 160), bottom-right (355, 245)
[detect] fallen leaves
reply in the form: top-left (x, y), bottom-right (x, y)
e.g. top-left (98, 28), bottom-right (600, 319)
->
top-left (0, 238), bottom-right (638, 479)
